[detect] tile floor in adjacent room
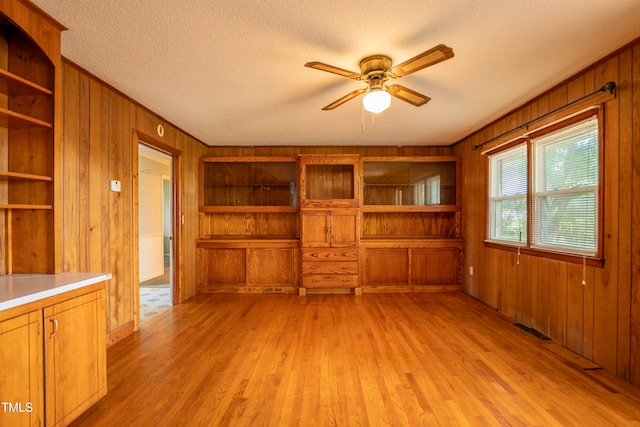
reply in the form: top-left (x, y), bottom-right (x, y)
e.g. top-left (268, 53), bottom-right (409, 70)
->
top-left (139, 269), bottom-right (172, 325)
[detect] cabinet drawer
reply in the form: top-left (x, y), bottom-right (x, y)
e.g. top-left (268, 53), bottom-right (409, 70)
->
top-left (302, 275), bottom-right (359, 287)
top-left (302, 248), bottom-right (359, 261)
top-left (302, 261), bottom-right (359, 275)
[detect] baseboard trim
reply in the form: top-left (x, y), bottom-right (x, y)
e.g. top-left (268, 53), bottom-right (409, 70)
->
top-left (107, 320), bottom-right (135, 348)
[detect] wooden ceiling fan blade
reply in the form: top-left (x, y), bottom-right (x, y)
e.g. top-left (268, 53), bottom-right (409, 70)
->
top-left (390, 44), bottom-right (454, 78)
top-left (387, 85), bottom-right (431, 107)
top-left (322, 88), bottom-right (366, 110)
top-left (305, 62), bottom-right (361, 80)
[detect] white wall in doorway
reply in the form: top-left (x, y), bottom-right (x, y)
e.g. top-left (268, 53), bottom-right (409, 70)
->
top-left (139, 147), bottom-right (171, 282)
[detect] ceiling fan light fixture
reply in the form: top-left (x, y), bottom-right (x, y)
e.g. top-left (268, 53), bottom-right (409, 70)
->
top-left (362, 88), bottom-right (391, 113)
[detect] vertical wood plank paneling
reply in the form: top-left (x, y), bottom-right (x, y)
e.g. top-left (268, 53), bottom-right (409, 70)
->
top-left (547, 260), bottom-right (567, 346)
top-left (566, 263), bottom-right (584, 354)
top-left (108, 88), bottom-right (125, 330)
top-left (594, 57), bottom-right (619, 374)
top-left (78, 71), bottom-right (90, 272)
top-left (631, 43), bottom-right (640, 387)
top-left (100, 86), bottom-right (111, 278)
top-left (62, 64), bottom-right (80, 272)
top-left (122, 98), bottom-right (133, 325)
top-left (88, 78), bottom-right (104, 269)
top-left (535, 257), bottom-right (549, 336)
top-left (453, 40), bottom-right (640, 386)
top-left (505, 252), bottom-right (517, 320)
top-left (582, 265), bottom-right (595, 360)
top-left (519, 254), bottom-right (529, 326)
top-left (616, 48), bottom-right (633, 381)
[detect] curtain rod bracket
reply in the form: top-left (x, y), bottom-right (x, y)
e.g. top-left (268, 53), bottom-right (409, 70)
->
top-left (472, 81), bottom-right (616, 151)
top-left (603, 81), bottom-right (616, 94)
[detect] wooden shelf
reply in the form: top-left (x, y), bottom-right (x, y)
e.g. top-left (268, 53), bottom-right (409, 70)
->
top-left (0, 107), bottom-right (53, 129)
top-left (0, 204), bottom-right (53, 210)
top-left (199, 206), bottom-right (297, 213)
top-left (203, 184), bottom-right (294, 188)
top-left (362, 205), bottom-right (459, 213)
top-left (0, 68), bottom-right (52, 97)
top-left (0, 171), bottom-right (53, 182)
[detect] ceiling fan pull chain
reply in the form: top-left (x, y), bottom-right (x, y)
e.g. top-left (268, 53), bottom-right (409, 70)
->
top-left (361, 105), bottom-right (366, 134)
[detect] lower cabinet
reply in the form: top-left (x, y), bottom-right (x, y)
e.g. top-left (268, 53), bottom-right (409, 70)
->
top-left (361, 239), bottom-right (464, 292)
top-left (0, 311), bottom-right (44, 426)
top-left (45, 290), bottom-right (107, 427)
top-left (196, 239), bottom-right (299, 293)
top-left (0, 284), bottom-right (106, 427)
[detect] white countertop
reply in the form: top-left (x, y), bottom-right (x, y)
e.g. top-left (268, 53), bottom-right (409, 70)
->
top-left (0, 272), bottom-right (112, 312)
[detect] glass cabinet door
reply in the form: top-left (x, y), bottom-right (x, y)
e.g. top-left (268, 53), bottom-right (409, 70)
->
top-left (362, 159), bottom-right (458, 207)
top-left (201, 159), bottom-right (297, 208)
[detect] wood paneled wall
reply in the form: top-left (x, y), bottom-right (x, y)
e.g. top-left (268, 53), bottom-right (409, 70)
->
top-left (453, 38), bottom-right (640, 386)
top-left (207, 146), bottom-right (454, 158)
top-left (60, 61), bottom-right (208, 338)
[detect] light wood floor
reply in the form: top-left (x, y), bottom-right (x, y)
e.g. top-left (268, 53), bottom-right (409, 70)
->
top-left (71, 293), bottom-right (640, 426)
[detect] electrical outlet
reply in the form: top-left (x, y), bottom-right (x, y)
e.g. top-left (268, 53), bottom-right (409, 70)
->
top-left (470, 266), bottom-right (474, 276)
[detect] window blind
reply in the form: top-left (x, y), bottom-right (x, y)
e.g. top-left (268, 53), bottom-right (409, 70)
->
top-left (487, 144), bottom-right (528, 244)
top-left (531, 116), bottom-right (598, 255)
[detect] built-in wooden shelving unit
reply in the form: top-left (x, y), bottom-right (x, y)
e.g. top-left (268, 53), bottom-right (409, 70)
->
top-left (197, 154), bottom-right (463, 293)
top-left (0, 3), bottom-right (63, 274)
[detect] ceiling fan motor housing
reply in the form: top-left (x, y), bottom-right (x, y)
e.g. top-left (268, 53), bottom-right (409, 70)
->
top-left (359, 55), bottom-right (392, 81)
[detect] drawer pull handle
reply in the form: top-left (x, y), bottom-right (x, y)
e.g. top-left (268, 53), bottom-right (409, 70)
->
top-left (311, 253), bottom-right (319, 257)
top-left (341, 253), bottom-right (351, 257)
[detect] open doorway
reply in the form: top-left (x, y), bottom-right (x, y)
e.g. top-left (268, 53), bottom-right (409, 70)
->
top-left (138, 144), bottom-right (173, 325)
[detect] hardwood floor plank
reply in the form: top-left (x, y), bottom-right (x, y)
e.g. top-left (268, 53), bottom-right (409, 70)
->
top-left (70, 293), bottom-right (640, 426)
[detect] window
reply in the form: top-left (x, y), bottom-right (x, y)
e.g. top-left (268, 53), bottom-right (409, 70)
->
top-left (414, 180), bottom-right (426, 205)
top-left (426, 175), bottom-right (441, 205)
top-left (488, 144), bottom-right (527, 244)
top-left (531, 116), bottom-right (599, 255)
top-left (487, 112), bottom-right (601, 258)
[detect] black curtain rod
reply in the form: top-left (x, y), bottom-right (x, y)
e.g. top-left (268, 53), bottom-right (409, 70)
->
top-left (472, 81), bottom-right (616, 151)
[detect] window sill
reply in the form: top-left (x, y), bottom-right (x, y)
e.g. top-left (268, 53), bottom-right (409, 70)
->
top-left (483, 241), bottom-right (604, 268)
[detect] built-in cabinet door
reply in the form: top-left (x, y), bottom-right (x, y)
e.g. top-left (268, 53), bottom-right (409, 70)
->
top-left (301, 209), bottom-right (359, 248)
top-left (0, 311), bottom-right (44, 427)
top-left (301, 211), bottom-right (330, 247)
top-left (410, 249), bottom-right (458, 286)
top-left (45, 291), bottom-right (106, 427)
top-left (329, 209), bottom-right (359, 247)
top-left (246, 248), bottom-right (297, 287)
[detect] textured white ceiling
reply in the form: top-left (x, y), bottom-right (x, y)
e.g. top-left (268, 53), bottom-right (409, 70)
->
top-left (30, 0), bottom-right (640, 146)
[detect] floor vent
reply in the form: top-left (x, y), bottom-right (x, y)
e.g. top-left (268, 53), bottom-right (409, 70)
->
top-left (514, 323), bottom-right (551, 340)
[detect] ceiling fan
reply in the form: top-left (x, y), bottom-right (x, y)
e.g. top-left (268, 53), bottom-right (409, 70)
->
top-left (305, 44), bottom-right (454, 113)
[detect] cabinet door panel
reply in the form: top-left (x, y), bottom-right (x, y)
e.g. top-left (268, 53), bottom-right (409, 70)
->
top-left (247, 249), bottom-right (295, 285)
top-left (0, 311), bottom-right (43, 427)
top-left (411, 249), bottom-right (457, 285)
top-left (45, 292), bottom-right (106, 427)
top-left (197, 248), bottom-right (246, 285)
top-left (301, 212), bottom-right (329, 247)
top-left (365, 249), bottom-right (408, 285)
top-left (330, 211), bottom-right (359, 247)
